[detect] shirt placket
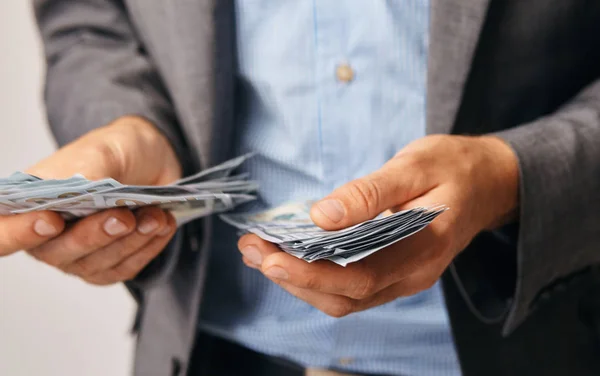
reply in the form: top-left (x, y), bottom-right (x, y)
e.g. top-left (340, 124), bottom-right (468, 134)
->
top-left (313, 0), bottom-right (357, 190)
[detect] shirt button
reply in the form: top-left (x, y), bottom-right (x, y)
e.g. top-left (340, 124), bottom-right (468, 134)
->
top-left (336, 63), bottom-right (354, 83)
top-left (338, 357), bottom-right (353, 366)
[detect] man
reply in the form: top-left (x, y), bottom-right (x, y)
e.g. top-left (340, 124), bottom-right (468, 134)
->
top-left (1, 0), bottom-right (598, 375)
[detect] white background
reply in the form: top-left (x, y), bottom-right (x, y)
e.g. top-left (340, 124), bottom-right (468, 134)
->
top-left (0, 2), bottom-right (136, 376)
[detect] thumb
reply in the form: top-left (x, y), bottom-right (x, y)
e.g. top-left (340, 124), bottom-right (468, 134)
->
top-left (309, 159), bottom-right (430, 230)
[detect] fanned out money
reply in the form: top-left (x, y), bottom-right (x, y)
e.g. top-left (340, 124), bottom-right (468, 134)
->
top-left (0, 154), bottom-right (257, 225)
top-left (221, 201), bottom-right (447, 267)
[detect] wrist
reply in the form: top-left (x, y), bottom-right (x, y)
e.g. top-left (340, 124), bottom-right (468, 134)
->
top-left (28, 116), bottom-right (182, 185)
top-left (95, 116), bottom-right (182, 184)
top-left (476, 135), bottom-right (520, 230)
top-left (108, 115), bottom-right (171, 151)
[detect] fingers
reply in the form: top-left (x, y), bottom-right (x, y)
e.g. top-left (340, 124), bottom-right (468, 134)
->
top-left (84, 213), bottom-right (177, 285)
top-left (238, 234), bottom-right (407, 300)
top-left (0, 211), bottom-right (65, 257)
top-left (63, 207), bottom-right (171, 277)
top-left (28, 208), bottom-right (136, 268)
top-left (267, 275), bottom-right (435, 319)
top-left (275, 281), bottom-right (357, 318)
top-left (238, 234), bottom-right (282, 267)
top-left (26, 206), bottom-right (177, 286)
top-left (310, 156), bottom-right (433, 230)
top-left (238, 222), bottom-right (452, 301)
top-left (347, 273), bottom-right (440, 313)
top-left (262, 269), bottom-right (439, 318)
top-left (254, 236), bottom-right (382, 299)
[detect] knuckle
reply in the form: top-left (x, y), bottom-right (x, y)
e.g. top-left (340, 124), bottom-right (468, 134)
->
top-left (349, 268), bottom-right (378, 299)
top-left (422, 134), bottom-right (448, 150)
top-left (65, 227), bottom-right (96, 250)
top-left (95, 269), bottom-right (124, 284)
top-left (113, 263), bottom-right (140, 281)
top-left (115, 242), bottom-right (135, 260)
top-left (237, 234), bottom-right (255, 250)
top-left (423, 278), bottom-right (437, 291)
top-left (27, 248), bottom-right (44, 261)
top-left (83, 275), bottom-right (113, 286)
top-left (123, 269), bottom-right (139, 281)
top-left (84, 137), bottom-right (126, 180)
top-left (403, 152), bottom-right (426, 170)
top-left (70, 258), bottom-right (96, 277)
top-left (347, 178), bottom-right (382, 217)
top-left (0, 246), bottom-right (16, 257)
top-left (460, 158), bottom-right (477, 180)
top-left (414, 277), bottom-right (437, 294)
top-left (106, 268), bottom-right (129, 283)
top-left (302, 274), bottom-right (323, 291)
top-left (324, 300), bottom-right (355, 318)
top-left (30, 249), bottom-right (60, 267)
top-left (404, 156), bottom-right (432, 186)
top-left (452, 142), bottom-right (478, 178)
top-left (4, 230), bottom-right (31, 252)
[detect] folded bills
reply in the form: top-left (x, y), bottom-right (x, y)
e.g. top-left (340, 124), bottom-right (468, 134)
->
top-left (221, 201), bottom-right (447, 266)
top-left (0, 154), bottom-right (257, 225)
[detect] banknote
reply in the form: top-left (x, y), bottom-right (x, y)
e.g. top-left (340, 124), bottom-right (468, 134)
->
top-left (6, 179), bottom-right (122, 208)
top-left (0, 172), bottom-right (41, 185)
top-left (173, 153), bottom-right (255, 185)
top-left (221, 201), bottom-right (447, 266)
top-left (0, 175), bottom-right (87, 195)
top-left (0, 155), bottom-right (257, 225)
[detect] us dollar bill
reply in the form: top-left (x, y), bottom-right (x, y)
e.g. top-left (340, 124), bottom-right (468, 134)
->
top-left (220, 201), bottom-right (447, 266)
top-left (0, 155), bottom-right (258, 225)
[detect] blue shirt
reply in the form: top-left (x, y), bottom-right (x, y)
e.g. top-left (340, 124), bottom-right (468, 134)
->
top-left (198, 1), bottom-right (461, 375)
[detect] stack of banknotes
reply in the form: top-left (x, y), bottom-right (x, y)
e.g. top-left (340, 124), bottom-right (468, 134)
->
top-left (221, 201), bottom-right (447, 266)
top-left (0, 151), bottom-right (446, 265)
top-left (0, 155), bottom-right (257, 225)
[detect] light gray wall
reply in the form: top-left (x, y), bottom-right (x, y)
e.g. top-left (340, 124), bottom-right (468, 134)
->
top-left (0, 2), bottom-right (135, 376)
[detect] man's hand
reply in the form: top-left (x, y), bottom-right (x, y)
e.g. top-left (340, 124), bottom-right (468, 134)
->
top-left (237, 135), bottom-right (519, 317)
top-left (0, 116), bottom-right (181, 285)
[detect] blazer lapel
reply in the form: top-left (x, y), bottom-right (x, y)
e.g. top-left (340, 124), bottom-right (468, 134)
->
top-left (130, 0), bottom-right (233, 170)
top-left (427, 0), bottom-right (491, 135)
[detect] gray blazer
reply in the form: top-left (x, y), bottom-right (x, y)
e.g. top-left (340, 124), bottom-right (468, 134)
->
top-left (34, 1), bottom-right (600, 375)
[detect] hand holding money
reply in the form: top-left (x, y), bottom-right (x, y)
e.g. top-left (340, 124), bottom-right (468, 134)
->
top-left (237, 134), bottom-right (519, 317)
top-left (0, 116), bottom-right (181, 285)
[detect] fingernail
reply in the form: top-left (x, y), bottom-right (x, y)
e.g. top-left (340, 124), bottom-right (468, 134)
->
top-left (316, 199), bottom-right (345, 223)
top-left (240, 245), bottom-right (262, 266)
top-left (137, 216), bottom-right (159, 235)
top-left (264, 266), bottom-right (289, 281)
top-left (159, 226), bottom-right (172, 236)
top-left (34, 219), bottom-right (58, 236)
top-left (103, 217), bottom-right (128, 236)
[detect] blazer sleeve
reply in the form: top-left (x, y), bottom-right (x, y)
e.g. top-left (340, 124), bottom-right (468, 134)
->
top-left (453, 78), bottom-right (600, 335)
top-left (33, 0), bottom-right (192, 290)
